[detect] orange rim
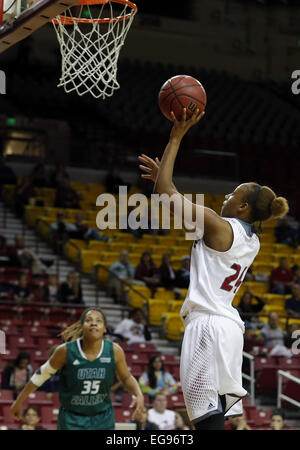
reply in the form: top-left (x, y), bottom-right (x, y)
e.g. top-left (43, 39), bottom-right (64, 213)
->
top-left (52, 0), bottom-right (137, 25)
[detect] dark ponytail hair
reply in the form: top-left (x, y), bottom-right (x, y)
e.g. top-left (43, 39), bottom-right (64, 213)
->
top-left (243, 183), bottom-right (289, 223)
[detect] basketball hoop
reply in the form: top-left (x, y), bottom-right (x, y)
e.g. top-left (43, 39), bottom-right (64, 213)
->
top-left (52, 0), bottom-right (137, 99)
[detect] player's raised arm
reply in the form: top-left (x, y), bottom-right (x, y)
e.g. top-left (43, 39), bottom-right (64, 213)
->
top-left (113, 343), bottom-right (144, 414)
top-left (10, 344), bottom-right (67, 420)
top-left (139, 110), bottom-right (234, 251)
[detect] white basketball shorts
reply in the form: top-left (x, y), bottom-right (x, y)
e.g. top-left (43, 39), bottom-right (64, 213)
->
top-left (180, 311), bottom-right (247, 423)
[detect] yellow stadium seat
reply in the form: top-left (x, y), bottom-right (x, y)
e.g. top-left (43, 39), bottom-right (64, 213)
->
top-left (36, 217), bottom-right (53, 240)
top-left (25, 206), bottom-right (46, 228)
top-left (292, 255), bottom-right (300, 266)
top-left (128, 286), bottom-right (151, 309)
top-left (168, 300), bottom-right (184, 313)
top-left (260, 243), bottom-right (275, 254)
top-left (110, 232), bottom-right (137, 243)
top-left (88, 241), bottom-right (109, 252)
top-left (273, 244), bottom-right (295, 255)
top-left (129, 244), bottom-right (153, 254)
top-left (243, 282), bottom-right (269, 296)
top-left (254, 253), bottom-right (273, 264)
top-left (162, 313), bottom-right (184, 341)
top-left (80, 250), bottom-right (102, 274)
top-left (44, 207), bottom-right (66, 219)
top-left (259, 234), bottom-right (276, 244)
top-left (108, 242), bottom-right (131, 253)
top-left (139, 235), bottom-right (159, 245)
top-left (65, 209), bottom-right (85, 220)
top-left (95, 262), bottom-right (111, 285)
top-left (171, 246), bottom-right (192, 257)
top-left (288, 318), bottom-right (300, 326)
top-left (148, 299), bottom-right (169, 326)
top-left (70, 182), bottom-right (89, 191)
top-left (154, 288), bottom-right (176, 301)
top-left (151, 245), bottom-right (173, 255)
top-left (156, 237), bottom-right (179, 247)
top-left (262, 294), bottom-right (286, 306)
top-left (263, 304), bottom-right (285, 314)
top-left (272, 254), bottom-right (293, 265)
top-left (65, 239), bottom-right (86, 263)
top-left (100, 252), bottom-right (122, 264)
top-left (252, 262), bottom-right (273, 275)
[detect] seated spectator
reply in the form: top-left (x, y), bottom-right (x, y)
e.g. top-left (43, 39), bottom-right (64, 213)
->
top-left (135, 252), bottom-right (160, 295)
top-left (108, 250), bottom-right (145, 304)
top-left (257, 312), bottom-right (287, 349)
top-left (17, 406), bottom-right (45, 430)
top-left (237, 290), bottom-right (265, 329)
top-left (139, 355), bottom-right (178, 402)
top-left (269, 409), bottom-right (286, 430)
top-left (285, 284), bottom-right (300, 317)
top-left (50, 212), bottom-right (77, 253)
top-left (55, 179), bottom-right (80, 209)
top-left (275, 216), bottom-right (299, 248)
top-left (9, 234), bottom-right (46, 276)
top-left (174, 411), bottom-right (191, 430)
top-left (71, 213), bottom-right (109, 242)
top-left (43, 274), bottom-right (60, 303)
top-left (49, 163), bottom-right (70, 188)
top-left (270, 257), bottom-right (294, 295)
top-left (30, 162), bottom-right (49, 188)
top-left (13, 273), bottom-right (34, 303)
top-left (14, 176), bottom-right (37, 218)
top-left (243, 326), bottom-right (261, 354)
top-left (58, 271), bottom-right (83, 304)
top-left (292, 265), bottom-right (300, 286)
top-left (225, 409), bottom-right (252, 430)
top-left (175, 256), bottom-right (190, 289)
top-left (158, 254), bottom-right (181, 298)
top-left (1, 351), bottom-right (33, 399)
top-left (148, 393), bottom-right (176, 430)
top-left (0, 271), bottom-right (13, 299)
top-left (113, 308), bottom-right (152, 345)
top-left (131, 406), bottom-right (159, 431)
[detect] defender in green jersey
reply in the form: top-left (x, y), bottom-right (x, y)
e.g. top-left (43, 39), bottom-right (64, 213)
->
top-left (10, 308), bottom-right (144, 430)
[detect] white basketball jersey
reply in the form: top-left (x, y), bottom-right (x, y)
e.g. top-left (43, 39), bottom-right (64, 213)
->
top-left (180, 218), bottom-right (260, 329)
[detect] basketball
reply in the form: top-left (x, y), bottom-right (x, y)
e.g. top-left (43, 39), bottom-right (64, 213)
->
top-left (158, 75), bottom-right (207, 122)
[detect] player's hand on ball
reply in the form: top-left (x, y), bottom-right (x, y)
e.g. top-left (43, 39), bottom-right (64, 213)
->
top-left (138, 154), bottom-right (160, 183)
top-left (170, 108), bottom-right (205, 140)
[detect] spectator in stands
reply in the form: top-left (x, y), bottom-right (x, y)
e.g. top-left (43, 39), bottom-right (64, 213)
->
top-left (270, 257), bottom-right (294, 295)
top-left (0, 271), bottom-right (13, 299)
top-left (14, 176), bottom-right (36, 218)
top-left (237, 290), bottom-right (265, 329)
top-left (9, 234), bottom-right (46, 276)
top-left (1, 351), bottom-right (33, 399)
top-left (285, 284), bottom-right (300, 317)
top-left (113, 308), bottom-right (152, 346)
top-left (175, 256), bottom-right (190, 289)
top-left (275, 216), bottom-right (299, 248)
top-left (17, 406), bottom-right (45, 430)
top-left (0, 156), bottom-right (17, 191)
top-left (13, 273), bottom-right (34, 303)
top-left (58, 270), bottom-right (83, 304)
top-left (54, 178), bottom-right (80, 210)
top-left (269, 409), bottom-right (285, 430)
top-left (257, 312), bottom-right (287, 349)
top-left (243, 326), bottom-right (261, 354)
top-left (71, 213), bottom-right (109, 242)
top-left (131, 406), bottom-right (159, 430)
top-left (50, 212), bottom-right (77, 253)
top-left (30, 162), bottom-right (49, 188)
top-left (174, 411), bottom-right (191, 430)
top-left (148, 393), bottom-right (176, 430)
top-left (49, 163), bottom-right (70, 189)
top-left (135, 252), bottom-right (160, 295)
top-left (225, 410), bottom-right (252, 430)
top-left (108, 250), bottom-right (145, 304)
top-left (43, 274), bottom-right (60, 304)
top-left (158, 254), bottom-right (181, 298)
top-left (139, 355), bottom-right (178, 402)
top-left (292, 265), bottom-right (300, 286)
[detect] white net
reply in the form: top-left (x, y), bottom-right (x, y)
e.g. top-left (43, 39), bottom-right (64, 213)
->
top-left (52, 0), bottom-right (137, 99)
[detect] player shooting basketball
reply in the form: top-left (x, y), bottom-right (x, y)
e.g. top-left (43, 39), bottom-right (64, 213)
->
top-left (138, 107), bottom-right (289, 430)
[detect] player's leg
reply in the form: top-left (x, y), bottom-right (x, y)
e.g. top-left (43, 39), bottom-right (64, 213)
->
top-left (193, 395), bottom-right (226, 430)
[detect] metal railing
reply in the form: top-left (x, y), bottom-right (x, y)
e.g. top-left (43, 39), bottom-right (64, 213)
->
top-left (242, 351), bottom-right (255, 405)
top-left (277, 370), bottom-right (300, 409)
